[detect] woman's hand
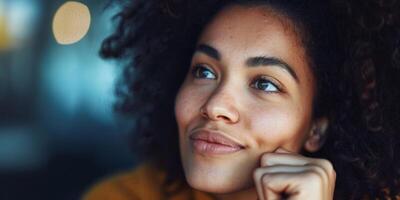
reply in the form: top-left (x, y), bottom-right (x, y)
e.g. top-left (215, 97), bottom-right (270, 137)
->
top-left (253, 148), bottom-right (336, 200)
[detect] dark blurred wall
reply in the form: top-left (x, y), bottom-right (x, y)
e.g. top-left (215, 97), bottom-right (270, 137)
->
top-left (0, 0), bottom-right (136, 199)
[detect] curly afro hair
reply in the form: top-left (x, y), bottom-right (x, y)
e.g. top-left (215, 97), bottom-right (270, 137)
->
top-left (100, 0), bottom-right (400, 199)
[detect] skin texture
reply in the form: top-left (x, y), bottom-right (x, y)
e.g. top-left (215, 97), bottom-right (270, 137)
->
top-left (174, 5), bottom-right (335, 200)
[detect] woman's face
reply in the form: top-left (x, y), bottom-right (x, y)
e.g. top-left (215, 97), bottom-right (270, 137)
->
top-left (175, 5), bottom-right (317, 193)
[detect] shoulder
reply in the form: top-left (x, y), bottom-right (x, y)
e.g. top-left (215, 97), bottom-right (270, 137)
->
top-left (81, 163), bottom-right (166, 200)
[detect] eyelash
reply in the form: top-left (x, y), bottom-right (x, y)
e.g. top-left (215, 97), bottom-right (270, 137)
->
top-left (191, 64), bottom-right (282, 93)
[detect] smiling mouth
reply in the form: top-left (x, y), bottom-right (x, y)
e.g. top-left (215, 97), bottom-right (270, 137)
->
top-left (189, 129), bottom-right (245, 155)
top-left (191, 140), bottom-right (243, 154)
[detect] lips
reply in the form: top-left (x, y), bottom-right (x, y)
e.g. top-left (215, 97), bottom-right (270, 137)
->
top-left (189, 129), bottom-right (244, 155)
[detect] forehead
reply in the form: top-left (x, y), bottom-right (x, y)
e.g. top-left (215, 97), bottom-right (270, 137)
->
top-left (198, 5), bottom-right (303, 57)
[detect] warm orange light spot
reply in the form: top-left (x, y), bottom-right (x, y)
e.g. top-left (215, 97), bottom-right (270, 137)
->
top-left (52, 1), bottom-right (91, 45)
top-left (0, 14), bottom-right (10, 50)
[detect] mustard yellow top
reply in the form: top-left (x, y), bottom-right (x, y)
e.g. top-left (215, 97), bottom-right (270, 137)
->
top-left (82, 164), bottom-right (215, 200)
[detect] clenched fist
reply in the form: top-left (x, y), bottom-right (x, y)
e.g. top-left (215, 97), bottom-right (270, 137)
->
top-left (253, 148), bottom-right (336, 200)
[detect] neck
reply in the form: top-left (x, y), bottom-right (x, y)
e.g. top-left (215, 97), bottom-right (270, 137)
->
top-left (211, 187), bottom-right (258, 200)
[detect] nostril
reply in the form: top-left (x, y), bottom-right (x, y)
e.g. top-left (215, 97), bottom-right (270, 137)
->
top-left (217, 115), bottom-right (230, 121)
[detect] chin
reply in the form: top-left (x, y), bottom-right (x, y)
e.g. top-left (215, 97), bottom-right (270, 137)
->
top-left (182, 158), bottom-right (255, 194)
top-left (186, 172), bottom-right (250, 194)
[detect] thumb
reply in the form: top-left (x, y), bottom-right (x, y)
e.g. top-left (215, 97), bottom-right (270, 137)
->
top-left (261, 174), bottom-right (286, 200)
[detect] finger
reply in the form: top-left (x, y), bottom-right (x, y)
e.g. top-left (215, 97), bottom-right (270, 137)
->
top-left (260, 153), bottom-right (335, 180)
top-left (259, 153), bottom-right (335, 194)
top-left (254, 165), bottom-right (315, 200)
top-left (261, 172), bottom-right (300, 200)
top-left (254, 164), bottom-right (329, 191)
top-left (260, 152), bottom-right (309, 167)
top-left (261, 171), bottom-right (326, 200)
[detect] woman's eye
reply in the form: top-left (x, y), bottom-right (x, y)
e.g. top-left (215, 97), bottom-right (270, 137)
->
top-left (251, 78), bottom-right (280, 93)
top-left (191, 65), bottom-right (216, 79)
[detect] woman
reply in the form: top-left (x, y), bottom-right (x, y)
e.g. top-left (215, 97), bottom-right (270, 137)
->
top-left (83, 0), bottom-right (400, 199)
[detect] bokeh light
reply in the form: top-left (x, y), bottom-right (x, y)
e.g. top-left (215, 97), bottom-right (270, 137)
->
top-left (52, 1), bottom-right (91, 45)
top-left (0, 0), bottom-right (39, 50)
top-left (0, 11), bottom-right (10, 50)
top-left (0, 0), bottom-right (9, 50)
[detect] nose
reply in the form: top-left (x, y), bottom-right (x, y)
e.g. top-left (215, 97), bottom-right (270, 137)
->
top-left (200, 86), bottom-right (240, 124)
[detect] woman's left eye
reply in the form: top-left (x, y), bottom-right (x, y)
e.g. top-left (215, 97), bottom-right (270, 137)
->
top-left (251, 77), bottom-right (280, 93)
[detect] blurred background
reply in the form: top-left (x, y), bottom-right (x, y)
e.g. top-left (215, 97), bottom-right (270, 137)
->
top-left (0, 0), bottom-right (137, 199)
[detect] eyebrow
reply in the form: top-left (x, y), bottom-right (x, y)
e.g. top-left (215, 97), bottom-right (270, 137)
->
top-left (195, 43), bottom-right (299, 82)
top-left (195, 44), bottom-right (221, 60)
top-left (246, 56), bottom-right (299, 82)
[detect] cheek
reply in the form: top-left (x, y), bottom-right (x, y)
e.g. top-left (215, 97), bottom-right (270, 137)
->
top-left (175, 84), bottom-right (205, 133)
top-left (247, 103), bottom-right (311, 152)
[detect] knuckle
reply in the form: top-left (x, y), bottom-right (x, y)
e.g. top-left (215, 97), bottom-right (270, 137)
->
top-left (305, 170), bottom-right (324, 185)
top-left (310, 164), bottom-right (329, 184)
top-left (319, 159), bottom-right (334, 172)
top-left (319, 159), bottom-right (336, 180)
top-left (309, 164), bottom-right (324, 174)
top-left (306, 163), bottom-right (324, 175)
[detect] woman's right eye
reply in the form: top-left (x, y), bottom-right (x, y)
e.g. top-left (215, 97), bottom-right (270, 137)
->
top-left (191, 65), bottom-right (217, 79)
